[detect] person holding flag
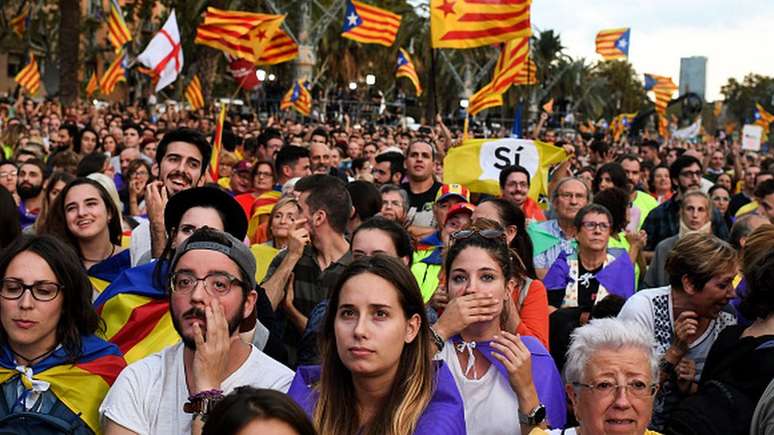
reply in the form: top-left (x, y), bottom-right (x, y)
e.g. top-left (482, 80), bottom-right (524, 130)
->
top-left (136, 10), bottom-right (182, 93)
top-left (0, 235), bottom-right (126, 434)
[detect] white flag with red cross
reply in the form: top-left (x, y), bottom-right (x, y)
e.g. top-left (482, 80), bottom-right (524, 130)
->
top-left (137, 10), bottom-right (183, 92)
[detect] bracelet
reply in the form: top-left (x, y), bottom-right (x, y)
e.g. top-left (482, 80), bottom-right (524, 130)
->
top-left (188, 389), bottom-right (223, 401)
top-left (430, 327), bottom-right (445, 352)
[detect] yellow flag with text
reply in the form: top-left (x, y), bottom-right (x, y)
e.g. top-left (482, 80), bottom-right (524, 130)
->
top-left (444, 138), bottom-right (567, 206)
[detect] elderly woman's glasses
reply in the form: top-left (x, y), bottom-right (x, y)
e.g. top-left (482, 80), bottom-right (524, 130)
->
top-left (0, 278), bottom-right (62, 302)
top-left (450, 228), bottom-right (506, 244)
top-left (573, 380), bottom-right (658, 398)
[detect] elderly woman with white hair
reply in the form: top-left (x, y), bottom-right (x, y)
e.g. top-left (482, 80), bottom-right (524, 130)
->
top-left (529, 317), bottom-right (662, 435)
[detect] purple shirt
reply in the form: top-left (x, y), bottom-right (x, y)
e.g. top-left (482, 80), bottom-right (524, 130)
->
top-left (18, 199), bottom-right (38, 229)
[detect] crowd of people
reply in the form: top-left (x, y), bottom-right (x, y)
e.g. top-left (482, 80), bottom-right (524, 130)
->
top-left (0, 96), bottom-right (773, 435)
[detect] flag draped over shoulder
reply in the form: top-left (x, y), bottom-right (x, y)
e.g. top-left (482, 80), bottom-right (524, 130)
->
top-left (195, 7), bottom-right (285, 63)
top-left (88, 250), bottom-right (131, 296)
top-left (595, 28), bottom-right (630, 60)
top-left (14, 54), bottom-right (41, 95)
top-left (209, 105), bottom-right (226, 181)
top-left (10, 4), bottom-right (30, 37)
top-left (443, 138), bottom-right (567, 200)
top-left (185, 75), bottom-right (204, 110)
top-left (0, 335), bottom-right (126, 433)
top-left (281, 80), bottom-right (312, 116)
top-left (137, 10), bottom-right (183, 92)
top-left (341, 0), bottom-right (401, 47)
top-left (468, 36), bottom-right (529, 115)
top-left (396, 48), bottom-right (422, 96)
top-left (107, 0), bottom-right (132, 52)
top-left (257, 29), bottom-right (299, 65)
top-left (431, 0), bottom-right (531, 49)
top-left (100, 51), bottom-right (127, 94)
top-left (86, 72), bottom-right (100, 97)
top-left (644, 73), bottom-right (677, 115)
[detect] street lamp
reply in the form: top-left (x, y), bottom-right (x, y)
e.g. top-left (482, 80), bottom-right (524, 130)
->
top-left (349, 81), bottom-right (358, 91)
top-left (256, 69), bottom-right (267, 81)
top-left (459, 99), bottom-right (469, 109)
top-left (365, 74), bottom-right (376, 86)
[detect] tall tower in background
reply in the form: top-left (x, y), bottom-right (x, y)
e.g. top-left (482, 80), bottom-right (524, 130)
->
top-left (679, 56), bottom-right (707, 100)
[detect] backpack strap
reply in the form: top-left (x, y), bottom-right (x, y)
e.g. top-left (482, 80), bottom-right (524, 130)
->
top-left (518, 277), bottom-right (532, 311)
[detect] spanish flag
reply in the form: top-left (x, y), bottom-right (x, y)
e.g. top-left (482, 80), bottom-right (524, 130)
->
top-left (10, 3), bottom-right (30, 38)
top-left (280, 80), bottom-right (312, 116)
top-left (257, 29), bottom-right (299, 65)
top-left (396, 48), bottom-right (422, 96)
top-left (341, 0), bottom-right (402, 47)
top-left (94, 262), bottom-right (180, 364)
top-left (644, 73), bottom-right (677, 115)
top-left (443, 138), bottom-right (567, 201)
top-left (595, 28), bottom-right (630, 61)
top-left (195, 7), bottom-right (285, 64)
top-left (86, 71), bottom-right (100, 97)
top-left (431, 0), bottom-right (531, 49)
top-left (14, 54), bottom-right (41, 95)
top-left (209, 104), bottom-right (227, 182)
top-left (100, 51), bottom-right (127, 95)
top-left (0, 335), bottom-right (126, 433)
top-left (107, 0), bottom-right (132, 52)
top-left (185, 75), bottom-right (205, 110)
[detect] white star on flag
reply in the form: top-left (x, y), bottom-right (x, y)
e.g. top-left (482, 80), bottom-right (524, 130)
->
top-left (617, 38), bottom-right (627, 49)
top-left (347, 13), bottom-right (359, 26)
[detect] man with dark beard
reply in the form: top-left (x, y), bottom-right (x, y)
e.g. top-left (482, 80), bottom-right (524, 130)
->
top-left (100, 227), bottom-right (293, 435)
top-left (16, 158), bottom-right (47, 229)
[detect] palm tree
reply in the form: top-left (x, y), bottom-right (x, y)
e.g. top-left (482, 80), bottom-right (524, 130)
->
top-left (58, 0), bottom-right (80, 103)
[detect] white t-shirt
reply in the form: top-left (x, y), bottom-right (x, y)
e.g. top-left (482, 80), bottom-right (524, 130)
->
top-left (438, 341), bottom-right (522, 435)
top-left (100, 342), bottom-right (293, 435)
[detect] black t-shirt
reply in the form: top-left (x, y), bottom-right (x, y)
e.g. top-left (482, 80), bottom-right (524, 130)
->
top-left (547, 260), bottom-right (603, 309)
top-left (401, 181), bottom-right (442, 228)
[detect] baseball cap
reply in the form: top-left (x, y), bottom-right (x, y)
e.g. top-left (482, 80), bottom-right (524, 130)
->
top-left (435, 183), bottom-right (470, 204)
top-left (164, 186), bottom-right (248, 241)
top-left (233, 160), bottom-right (254, 174)
top-left (445, 202), bottom-right (476, 225)
top-left (169, 228), bottom-right (257, 290)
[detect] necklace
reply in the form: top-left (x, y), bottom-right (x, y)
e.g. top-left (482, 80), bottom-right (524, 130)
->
top-left (82, 244), bottom-right (116, 264)
top-left (11, 346), bottom-right (57, 366)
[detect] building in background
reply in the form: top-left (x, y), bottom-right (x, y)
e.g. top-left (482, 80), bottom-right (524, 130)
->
top-left (679, 56), bottom-right (707, 101)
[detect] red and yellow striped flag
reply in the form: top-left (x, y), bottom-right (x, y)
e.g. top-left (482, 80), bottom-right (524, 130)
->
top-left (396, 48), bottom-right (422, 96)
top-left (185, 75), bottom-right (205, 110)
top-left (209, 105), bottom-right (226, 181)
top-left (513, 58), bottom-right (537, 85)
top-left (100, 51), bottom-right (126, 95)
top-left (107, 0), bottom-right (132, 52)
top-left (431, 0), bottom-right (531, 49)
top-left (644, 73), bottom-right (677, 115)
top-left (195, 7), bottom-right (285, 63)
top-left (341, 0), bottom-right (402, 47)
top-left (10, 4), bottom-right (30, 37)
top-left (468, 37), bottom-right (529, 116)
top-left (14, 54), bottom-right (41, 95)
top-left (280, 80), bottom-right (312, 116)
top-left (595, 28), bottom-right (630, 61)
top-left (256, 29), bottom-right (299, 65)
top-left (86, 72), bottom-right (100, 97)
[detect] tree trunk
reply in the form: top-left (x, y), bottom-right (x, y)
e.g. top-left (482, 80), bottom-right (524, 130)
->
top-left (58, 0), bottom-right (80, 104)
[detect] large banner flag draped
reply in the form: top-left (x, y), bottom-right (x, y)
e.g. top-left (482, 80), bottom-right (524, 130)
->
top-left (0, 335), bottom-right (126, 433)
top-left (137, 10), bottom-right (182, 92)
top-left (257, 29), bottom-right (299, 65)
top-left (431, 0), bottom-right (531, 49)
top-left (396, 48), bottom-right (422, 96)
top-left (595, 28), bottom-right (630, 60)
top-left (341, 0), bottom-right (402, 47)
top-left (14, 54), bottom-right (41, 95)
top-left (209, 105), bottom-right (227, 181)
top-left (10, 3), bottom-right (30, 37)
top-left (195, 7), bottom-right (285, 63)
top-left (281, 80), bottom-right (312, 116)
top-left (644, 73), bottom-right (677, 115)
top-left (468, 36), bottom-right (529, 115)
top-left (444, 138), bottom-right (567, 203)
top-left (100, 51), bottom-right (127, 94)
top-left (185, 75), bottom-right (205, 110)
top-left (86, 72), bottom-right (100, 97)
top-left (107, 0), bottom-right (132, 53)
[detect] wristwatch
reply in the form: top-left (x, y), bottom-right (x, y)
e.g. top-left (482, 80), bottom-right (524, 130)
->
top-left (518, 403), bottom-right (546, 426)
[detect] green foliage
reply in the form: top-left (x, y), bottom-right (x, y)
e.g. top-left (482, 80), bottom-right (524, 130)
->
top-left (720, 73), bottom-right (774, 125)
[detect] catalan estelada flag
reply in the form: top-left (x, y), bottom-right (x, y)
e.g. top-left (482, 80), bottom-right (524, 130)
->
top-left (644, 73), bottom-right (677, 115)
top-left (88, 250), bottom-right (131, 296)
top-left (443, 138), bottom-right (567, 199)
top-left (86, 71), bottom-right (100, 97)
top-left (100, 51), bottom-right (127, 95)
top-left (280, 80), bottom-right (312, 116)
top-left (431, 0), bottom-right (531, 49)
top-left (185, 75), bottom-right (205, 110)
top-left (14, 54), bottom-right (41, 95)
top-left (0, 335), bottom-right (126, 433)
top-left (754, 103), bottom-right (774, 128)
top-left (107, 0), bottom-right (132, 53)
top-left (257, 29), bottom-right (299, 65)
top-left (195, 7), bottom-right (285, 63)
top-left (610, 112), bottom-right (637, 141)
top-left (595, 28), bottom-right (630, 61)
top-left (209, 104), bottom-right (227, 181)
top-left (396, 48), bottom-right (422, 96)
top-left (468, 37), bottom-right (529, 116)
top-left (94, 262), bottom-right (180, 364)
top-left (10, 3), bottom-right (30, 38)
top-left (341, 0), bottom-right (401, 47)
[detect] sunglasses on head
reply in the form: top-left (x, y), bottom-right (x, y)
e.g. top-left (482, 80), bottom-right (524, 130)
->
top-left (450, 228), bottom-right (506, 244)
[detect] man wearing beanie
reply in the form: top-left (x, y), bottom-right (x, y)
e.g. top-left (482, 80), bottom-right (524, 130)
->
top-left (100, 227), bottom-right (293, 435)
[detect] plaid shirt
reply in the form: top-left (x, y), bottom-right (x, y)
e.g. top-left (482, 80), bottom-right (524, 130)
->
top-left (642, 195), bottom-right (730, 251)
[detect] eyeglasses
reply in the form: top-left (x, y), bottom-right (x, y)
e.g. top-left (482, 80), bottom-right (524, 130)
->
top-left (506, 181), bottom-right (529, 189)
top-left (558, 192), bottom-right (586, 201)
top-left (679, 170), bottom-right (703, 179)
top-left (255, 171), bottom-right (273, 178)
top-left (169, 271), bottom-right (243, 296)
top-left (0, 278), bottom-right (62, 302)
top-left (573, 380), bottom-right (658, 398)
top-left (450, 228), bottom-right (506, 245)
top-left (0, 171), bottom-right (17, 178)
top-left (580, 221), bottom-right (611, 231)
